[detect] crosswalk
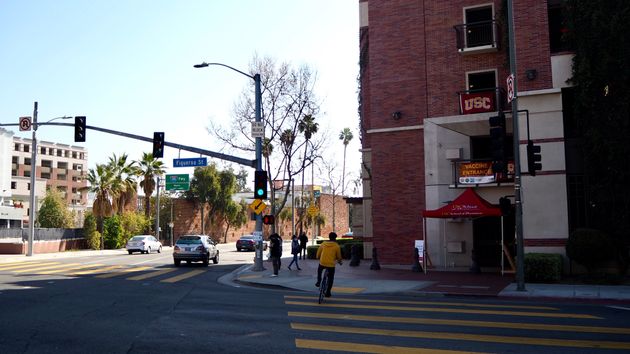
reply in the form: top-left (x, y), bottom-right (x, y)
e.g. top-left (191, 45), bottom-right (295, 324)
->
top-left (284, 294), bottom-right (630, 353)
top-left (0, 261), bottom-right (208, 283)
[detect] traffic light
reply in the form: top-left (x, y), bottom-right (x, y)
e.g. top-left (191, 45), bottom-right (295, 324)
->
top-left (527, 140), bottom-right (542, 176)
top-left (489, 111), bottom-right (507, 174)
top-left (262, 214), bottom-right (275, 225)
top-left (254, 170), bottom-right (268, 199)
top-left (153, 132), bottom-right (164, 158)
top-left (74, 116), bottom-right (86, 142)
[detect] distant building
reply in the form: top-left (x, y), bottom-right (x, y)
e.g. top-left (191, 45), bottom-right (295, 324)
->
top-left (0, 130), bottom-right (89, 226)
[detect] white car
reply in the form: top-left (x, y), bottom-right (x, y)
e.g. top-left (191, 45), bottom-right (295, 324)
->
top-left (173, 235), bottom-right (219, 266)
top-left (126, 235), bottom-right (162, 254)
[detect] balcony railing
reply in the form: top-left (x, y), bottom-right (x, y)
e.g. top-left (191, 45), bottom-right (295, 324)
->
top-left (457, 87), bottom-right (506, 115)
top-left (454, 20), bottom-right (499, 53)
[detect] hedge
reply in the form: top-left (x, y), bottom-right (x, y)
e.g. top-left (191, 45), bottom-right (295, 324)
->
top-left (307, 241), bottom-right (364, 260)
top-left (524, 253), bottom-right (563, 283)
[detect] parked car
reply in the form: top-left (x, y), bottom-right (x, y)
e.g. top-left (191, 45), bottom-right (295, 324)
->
top-left (126, 235), bottom-right (162, 254)
top-left (173, 235), bottom-right (219, 266)
top-left (236, 235), bottom-right (268, 252)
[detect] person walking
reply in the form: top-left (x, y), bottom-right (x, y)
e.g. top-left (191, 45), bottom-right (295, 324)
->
top-left (288, 235), bottom-right (302, 270)
top-left (268, 233), bottom-right (282, 277)
top-left (315, 232), bottom-right (343, 297)
top-left (298, 231), bottom-right (308, 260)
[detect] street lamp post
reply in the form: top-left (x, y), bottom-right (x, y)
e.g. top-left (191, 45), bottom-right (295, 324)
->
top-left (194, 62), bottom-right (264, 271)
top-left (26, 103), bottom-right (73, 256)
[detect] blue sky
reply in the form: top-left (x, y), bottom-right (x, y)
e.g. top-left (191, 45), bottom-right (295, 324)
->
top-left (0, 1), bottom-right (360, 188)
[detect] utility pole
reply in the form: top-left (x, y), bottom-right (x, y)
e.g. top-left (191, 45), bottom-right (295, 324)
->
top-left (507, 0), bottom-right (526, 291)
top-left (155, 176), bottom-right (161, 242)
top-left (27, 102), bottom-right (38, 256)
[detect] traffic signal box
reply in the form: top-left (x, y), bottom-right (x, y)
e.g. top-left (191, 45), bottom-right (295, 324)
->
top-left (153, 132), bottom-right (165, 158)
top-left (254, 170), bottom-right (268, 200)
top-left (74, 116), bottom-right (86, 142)
top-left (489, 111), bottom-right (507, 174)
top-left (262, 214), bottom-right (275, 225)
top-left (527, 140), bottom-right (542, 176)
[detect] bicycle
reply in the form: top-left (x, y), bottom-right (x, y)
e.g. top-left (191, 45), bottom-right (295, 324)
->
top-left (318, 260), bottom-right (341, 304)
top-left (318, 268), bottom-right (330, 304)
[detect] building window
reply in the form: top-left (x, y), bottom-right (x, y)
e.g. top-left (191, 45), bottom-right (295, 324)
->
top-left (24, 158), bottom-right (31, 166)
top-left (41, 172), bottom-right (51, 179)
top-left (455, 4), bottom-right (498, 52)
top-left (57, 162), bottom-right (68, 169)
top-left (459, 70), bottom-right (501, 114)
top-left (12, 156), bottom-right (18, 164)
top-left (40, 147), bottom-right (47, 154)
top-left (42, 160), bottom-right (52, 168)
top-left (57, 149), bottom-right (62, 157)
top-left (27, 182), bottom-right (30, 190)
top-left (14, 143), bottom-right (20, 151)
top-left (548, 0), bottom-right (572, 53)
top-left (12, 169), bottom-right (17, 176)
top-left (24, 144), bottom-right (30, 153)
top-left (11, 182), bottom-right (17, 190)
top-left (24, 171), bottom-right (30, 178)
top-left (467, 70), bottom-right (496, 91)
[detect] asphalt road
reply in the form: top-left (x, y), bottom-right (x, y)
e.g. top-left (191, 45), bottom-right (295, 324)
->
top-left (1, 245), bottom-right (629, 353)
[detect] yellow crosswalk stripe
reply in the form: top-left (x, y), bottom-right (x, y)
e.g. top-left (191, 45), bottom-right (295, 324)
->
top-left (291, 323), bottom-right (630, 350)
top-left (0, 261), bottom-right (60, 271)
top-left (13, 263), bottom-right (81, 273)
top-left (96, 266), bottom-right (152, 278)
top-left (127, 268), bottom-right (176, 281)
top-left (35, 264), bottom-right (105, 275)
top-left (71, 265), bottom-right (124, 275)
top-left (288, 311), bottom-right (630, 335)
top-left (285, 295), bottom-right (558, 311)
top-left (295, 339), bottom-right (487, 354)
top-left (160, 269), bottom-right (205, 283)
top-left (284, 300), bottom-right (600, 319)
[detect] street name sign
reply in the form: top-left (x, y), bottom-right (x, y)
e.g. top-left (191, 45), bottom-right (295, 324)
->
top-left (173, 157), bottom-right (207, 168)
top-left (165, 174), bottom-right (190, 191)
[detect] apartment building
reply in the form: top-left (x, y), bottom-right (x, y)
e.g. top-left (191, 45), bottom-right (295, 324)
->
top-left (5, 133), bottom-right (88, 225)
top-left (358, 0), bottom-right (576, 268)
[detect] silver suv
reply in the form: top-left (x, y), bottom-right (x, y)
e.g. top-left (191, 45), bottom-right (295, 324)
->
top-left (173, 235), bottom-right (219, 267)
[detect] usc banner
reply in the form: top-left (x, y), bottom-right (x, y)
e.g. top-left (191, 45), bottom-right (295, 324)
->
top-left (459, 91), bottom-right (496, 114)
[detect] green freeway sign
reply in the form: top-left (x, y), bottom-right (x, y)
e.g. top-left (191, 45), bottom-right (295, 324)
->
top-left (165, 174), bottom-right (190, 191)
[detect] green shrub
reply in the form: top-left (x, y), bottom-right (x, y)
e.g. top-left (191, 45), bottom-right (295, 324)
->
top-left (566, 228), bottom-right (614, 273)
top-left (306, 245), bottom-right (319, 259)
top-left (83, 213), bottom-right (100, 250)
top-left (524, 253), bottom-right (563, 283)
top-left (103, 215), bottom-right (124, 249)
top-left (120, 212), bottom-right (151, 245)
top-left (341, 242), bottom-right (364, 260)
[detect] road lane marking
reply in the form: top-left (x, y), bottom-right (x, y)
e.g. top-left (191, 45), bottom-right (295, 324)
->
top-left (288, 311), bottom-right (630, 335)
top-left (331, 287), bottom-right (365, 294)
top-left (13, 263), bottom-right (81, 273)
top-left (96, 266), bottom-right (152, 278)
top-left (295, 339), bottom-right (487, 354)
top-left (0, 262), bottom-right (61, 271)
top-left (284, 301), bottom-right (600, 319)
top-left (35, 264), bottom-right (106, 275)
top-left (160, 269), bottom-right (206, 283)
top-left (292, 323), bottom-right (630, 350)
top-left (127, 268), bottom-right (176, 281)
top-left (71, 265), bottom-right (124, 275)
top-left (284, 295), bottom-right (559, 311)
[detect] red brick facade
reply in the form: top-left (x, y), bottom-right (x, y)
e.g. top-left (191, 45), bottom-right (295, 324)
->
top-left (360, 0), bottom-right (554, 264)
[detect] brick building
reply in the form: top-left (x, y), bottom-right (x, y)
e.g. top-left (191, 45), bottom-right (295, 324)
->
top-left (359, 0), bottom-right (576, 268)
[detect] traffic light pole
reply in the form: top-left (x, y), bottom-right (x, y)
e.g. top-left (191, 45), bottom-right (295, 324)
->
top-left (507, 0), bottom-right (526, 291)
top-left (252, 73), bottom-right (265, 271)
top-left (27, 102), bottom-right (38, 257)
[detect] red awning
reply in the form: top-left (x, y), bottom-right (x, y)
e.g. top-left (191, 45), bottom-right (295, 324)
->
top-left (422, 188), bottom-right (502, 218)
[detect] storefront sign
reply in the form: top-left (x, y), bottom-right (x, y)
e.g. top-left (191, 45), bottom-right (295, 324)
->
top-left (459, 91), bottom-right (496, 114)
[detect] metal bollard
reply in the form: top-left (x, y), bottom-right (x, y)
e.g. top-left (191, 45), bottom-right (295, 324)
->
top-left (370, 247), bottom-right (381, 270)
top-left (350, 244), bottom-right (361, 267)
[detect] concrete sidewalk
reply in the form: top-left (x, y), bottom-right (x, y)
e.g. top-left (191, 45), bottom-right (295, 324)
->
top-left (233, 256), bottom-right (630, 302)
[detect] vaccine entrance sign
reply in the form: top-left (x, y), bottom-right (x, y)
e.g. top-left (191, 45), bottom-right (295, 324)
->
top-left (165, 174), bottom-right (190, 191)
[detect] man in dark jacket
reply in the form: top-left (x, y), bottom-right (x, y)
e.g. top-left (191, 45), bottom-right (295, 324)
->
top-left (268, 233), bottom-right (282, 276)
top-left (298, 232), bottom-right (308, 259)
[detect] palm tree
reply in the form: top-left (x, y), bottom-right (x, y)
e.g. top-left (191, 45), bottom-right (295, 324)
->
top-left (339, 128), bottom-right (354, 196)
top-left (86, 164), bottom-right (115, 249)
top-left (298, 114), bottom-right (319, 234)
top-left (107, 153), bottom-right (138, 214)
top-left (137, 152), bottom-right (166, 220)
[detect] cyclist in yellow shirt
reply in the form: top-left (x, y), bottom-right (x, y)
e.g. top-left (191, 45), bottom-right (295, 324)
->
top-left (315, 232), bottom-right (343, 297)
